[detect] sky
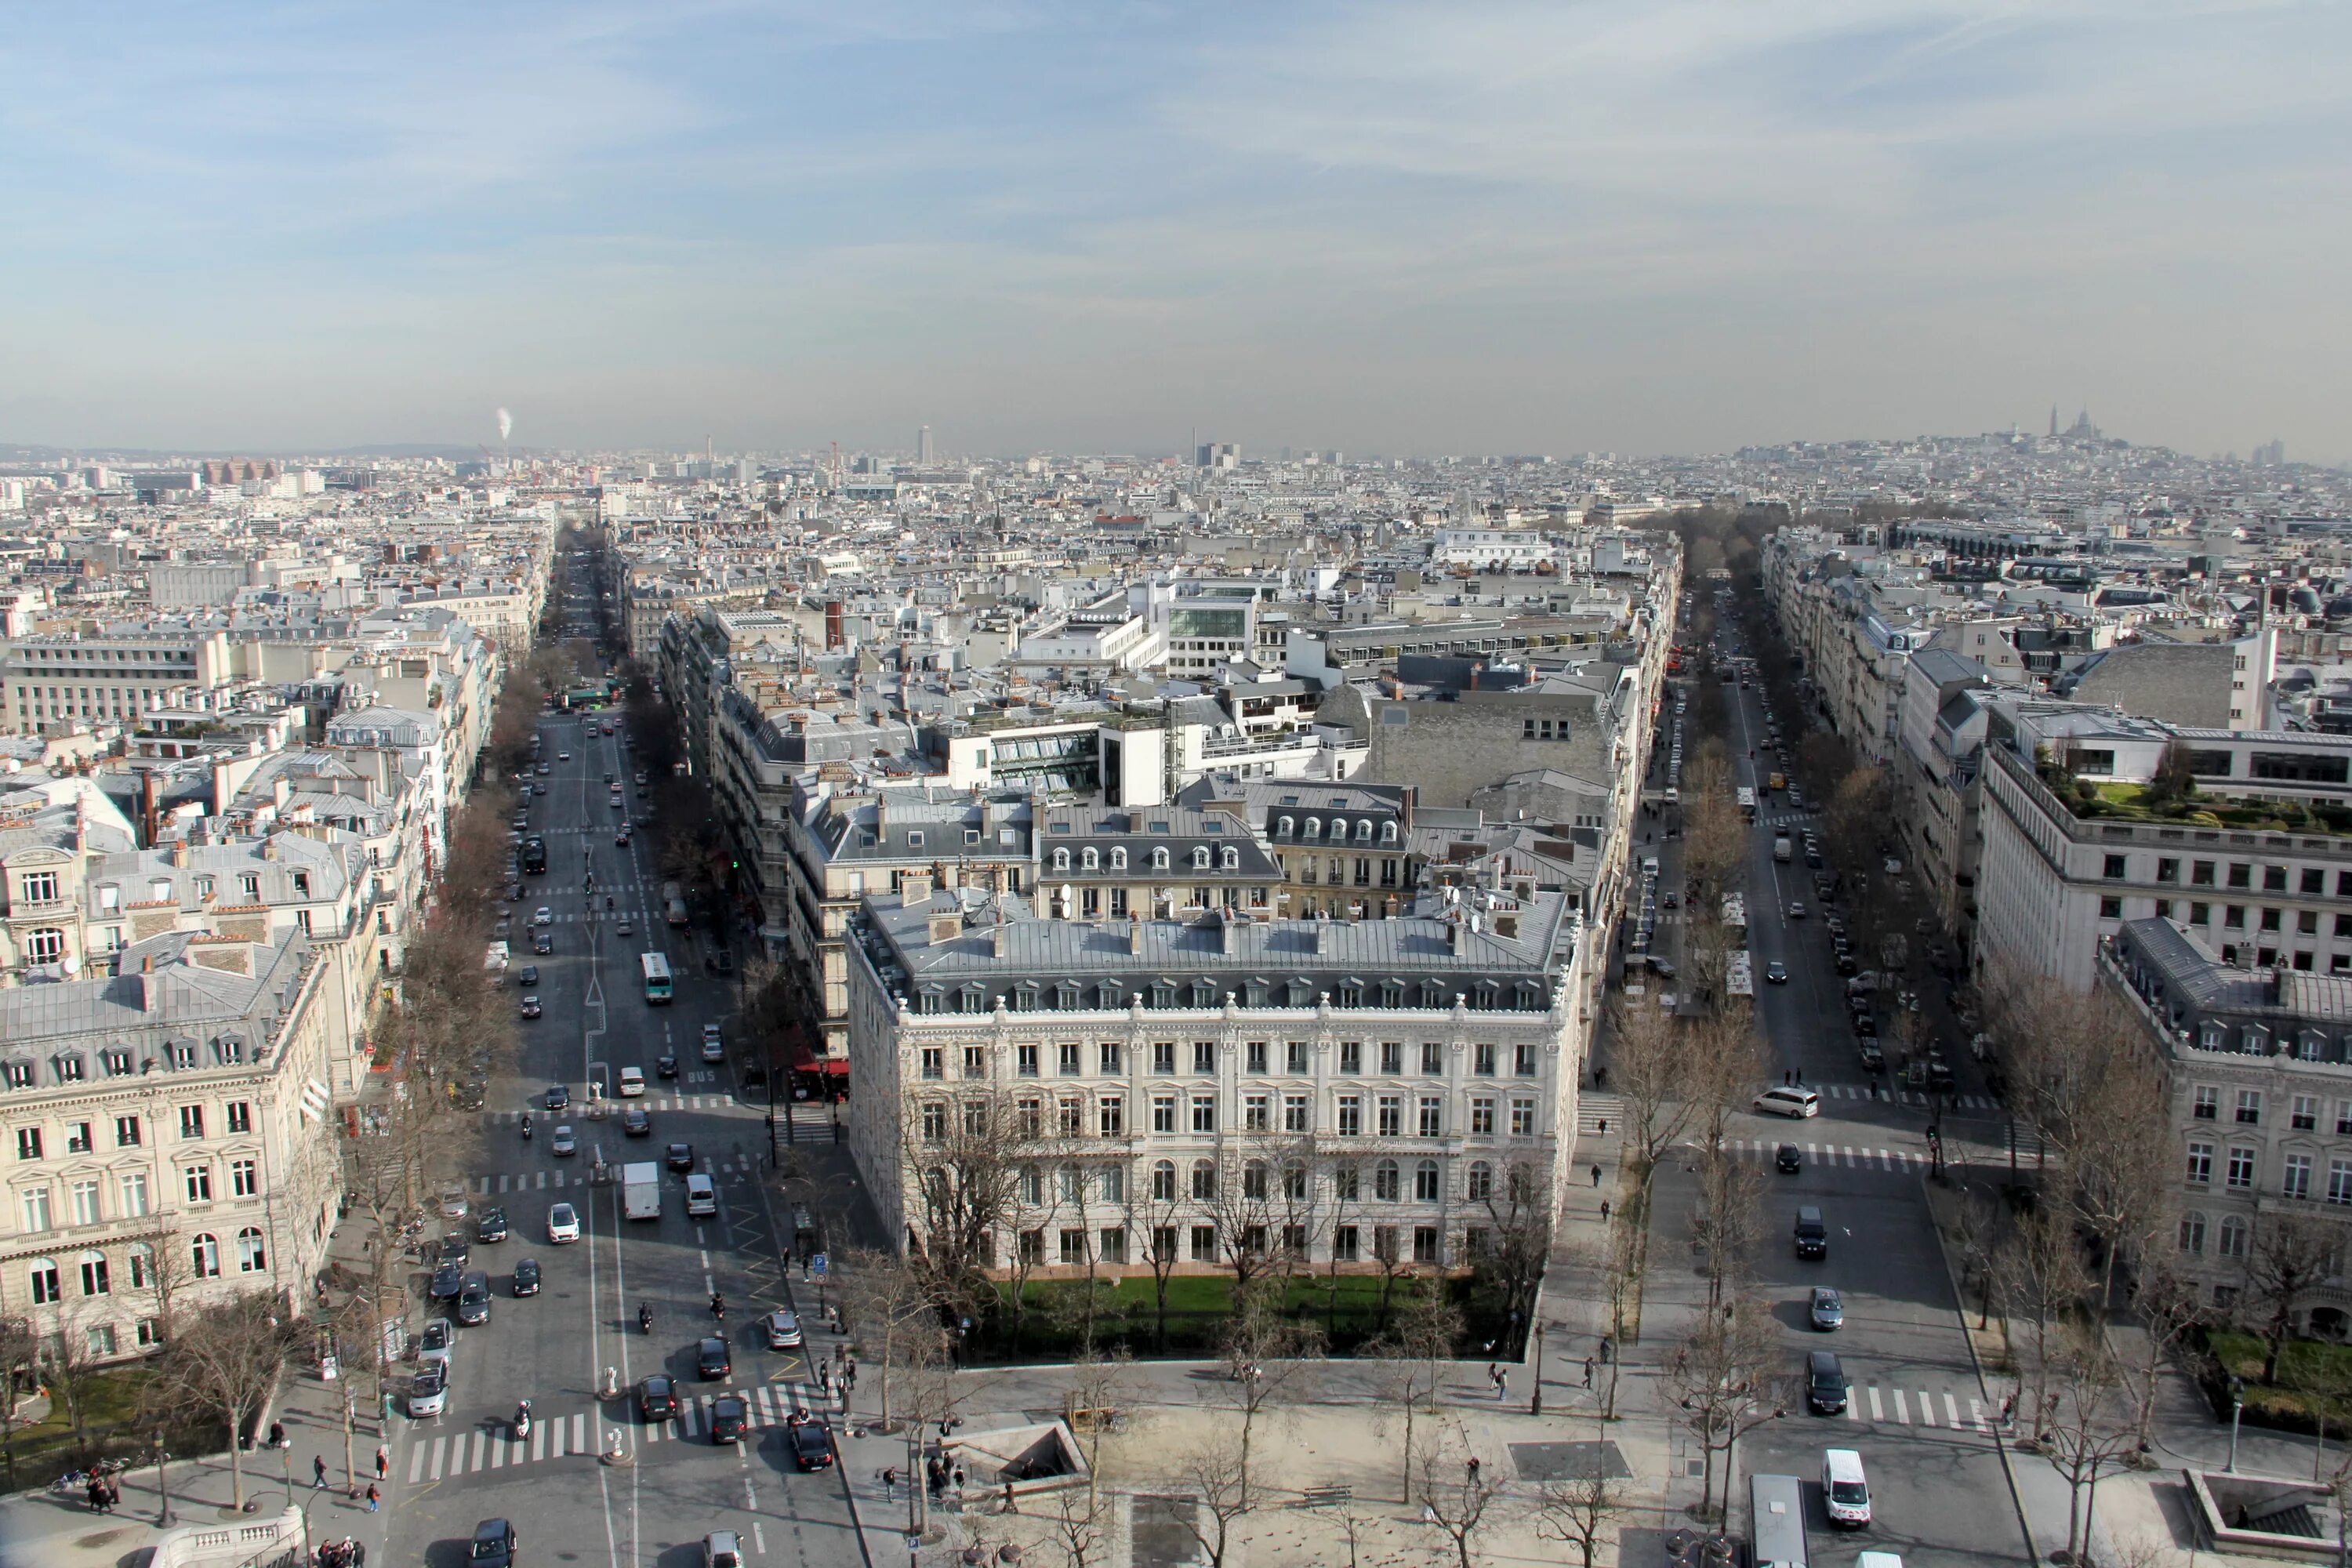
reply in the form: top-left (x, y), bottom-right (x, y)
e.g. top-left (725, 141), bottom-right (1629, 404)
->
top-left (0, 0), bottom-right (2345, 460)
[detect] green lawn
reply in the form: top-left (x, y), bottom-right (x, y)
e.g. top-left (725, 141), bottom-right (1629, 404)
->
top-left (1, 1363), bottom-right (228, 1488)
top-left (978, 1271), bottom-right (1465, 1359)
top-left (2205, 1330), bottom-right (2352, 1427)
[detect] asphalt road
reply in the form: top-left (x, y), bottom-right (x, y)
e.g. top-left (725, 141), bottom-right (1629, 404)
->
top-left (1648, 633), bottom-right (2035, 1568)
top-left (382, 689), bottom-right (862, 1567)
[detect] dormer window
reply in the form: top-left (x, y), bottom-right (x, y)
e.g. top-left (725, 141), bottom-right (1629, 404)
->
top-left (1302, 818), bottom-right (1321, 839)
top-left (1052, 848), bottom-right (1071, 871)
top-left (1081, 848), bottom-right (1098, 870)
top-left (213, 1037), bottom-right (246, 1065)
top-left (906, 830), bottom-right (924, 849)
top-left (1097, 982), bottom-right (1123, 1008)
top-left (1221, 847), bottom-right (1240, 870)
top-left (1192, 980), bottom-right (1217, 1007)
top-left (165, 1040), bottom-right (198, 1070)
top-left (1152, 848), bottom-right (1171, 871)
top-left (101, 1047), bottom-right (132, 1077)
top-left (1109, 848), bottom-right (1127, 870)
top-left (1355, 819), bottom-right (1373, 843)
top-left (2, 1061), bottom-right (33, 1090)
top-left (1192, 847), bottom-right (1210, 870)
top-left (1381, 821), bottom-right (1399, 844)
top-left (53, 1054), bottom-right (85, 1083)
top-left (1277, 815), bottom-right (1294, 838)
top-left (1057, 983), bottom-right (1081, 1010)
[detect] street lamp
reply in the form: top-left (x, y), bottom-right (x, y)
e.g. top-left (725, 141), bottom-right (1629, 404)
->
top-left (153, 1428), bottom-right (173, 1527)
top-left (1530, 1323), bottom-right (1547, 1417)
top-left (2228, 1375), bottom-right (2246, 1473)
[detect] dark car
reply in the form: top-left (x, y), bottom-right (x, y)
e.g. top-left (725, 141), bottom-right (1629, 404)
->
top-left (697, 1337), bottom-right (731, 1380)
top-left (710, 1395), bottom-right (749, 1445)
top-left (711, 949), bottom-right (734, 976)
top-left (512, 1258), bottom-right (541, 1297)
top-left (1795, 1206), bottom-right (1829, 1260)
top-left (1775, 1143), bottom-right (1802, 1174)
top-left (666, 1142), bottom-right (695, 1172)
top-left (456, 1271), bottom-right (492, 1325)
top-left (477, 1207), bottom-right (509, 1243)
top-left (532, 931), bottom-right (554, 955)
top-left (470, 1518), bottom-right (517, 1568)
top-left (656, 1051), bottom-right (678, 1079)
top-left (518, 965), bottom-right (539, 986)
top-left (1807, 1349), bottom-right (1849, 1414)
top-left (621, 1106), bottom-right (652, 1138)
top-left (788, 1420), bottom-right (834, 1471)
top-left (545, 1083), bottom-right (570, 1111)
top-left (441, 1233), bottom-right (470, 1265)
top-left (519, 995), bottom-right (543, 1019)
top-left (638, 1374), bottom-right (680, 1421)
top-left (430, 1261), bottom-right (465, 1301)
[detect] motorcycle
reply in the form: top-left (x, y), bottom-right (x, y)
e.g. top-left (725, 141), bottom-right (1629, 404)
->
top-left (710, 1294), bottom-right (727, 1322)
top-left (514, 1400), bottom-right (532, 1440)
top-left (638, 1305), bottom-right (653, 1335)
top-left (607, 895), bottom-right (615, 911)
top-left (521, 1114), bottom-right (533, 1141)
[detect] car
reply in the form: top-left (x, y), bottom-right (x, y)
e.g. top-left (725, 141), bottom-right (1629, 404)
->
top-left (1788, 787), bottom-right (1804, 808)
top-left (656, 1052), bottom-right (678, 1079)
top-left (764, 1309), bottom-right (804, 1349)
top-left (1764, 961), bottom-right (1788, 984)
top-left (456, 1271), bottom-right (492, 1325)
top-left (1807, 1349), bottom-right (1848, 1414)
top-left (788, 1420), bottom-right (835, 1471)
top-left (618, 1065), bottom-right (645, 1098)
top-left (1786, 901), bottom-right (1807, 920)
top-left (615, 829), bottom-right (632, 845)
top-left (533, 907), bottom-right (554, 926)
top-left (701, 1025), bottom-right (724, 1062)
top-left (638, 1374), bottom-right (680, 1421)
top-left (1648, 956), bottom-right (1677, 979)
top-left (666, 1142), bottom-right (695, 1171)
top-left (1857, 1040), bottom-right (1886, 1072)
top-left (617, 917), bottom-right (633, 937)
top-left (518, 965), bottom-right (539, 986)
top-left (512, 1258), bottom-right (542, 1296)
top-left (1753, 1086), bottom-right (1821, 1119)
top-left (470, 1519), bottom-right (517, 1568)
top-left (710, 1395), bottom-right (750, 1444)
top-left (1834, 953), bottom-right (1860, 976)
top-left (532, 782), bottom-right (547, 797)
top-left (519, 995), bottom-right (543, 1019)
top-left (438, 1182), bottom-right (470, 1219)
top-left (430, 1261), bottom-right (466, 1300)
top-left (1795, 1205), bottom-right (1830, 1259)
top-left (1854, 1014), bottom-right (1878, 1038)
top-left (1661, 892), bottom-right (1679, 909)
top-left (1824, 1447), bottom-right (1871, 1528)
top-left (476, 1207), bottom-right (509, 1243)
top-left (621, 1106), bottom-right (652, 1138)
top-left (546, 1202), bottom-right (581, 1243)
top-left (634, 771), bottom-right (648, 785)
top-left (418, 1317), bottom-right (456, 1367)
top-left (604, 772), bottom-right (615, 784)
top-left (702, 1530), bottom-right (746, 1568)
top-left (532, 931), bottom-right (553, 955)
top-left (441, 1232), bottom-right (471, 1265)
top-left (711, 949), bottom-right (734, 975)
top-left (408, 1363), bottom-right (449, 1417)
top-left (557, 752), bottom-right (571, 761)
top-left (1810, 1287), bottom-right (1846, 1331)
top-left (1773, 1142), bottom-right (1805, 1174)
top-left (545, 1083), bottom-right (570, 1111)
top-left (536, 763), bottom-right (551, 775)
top-left (1804, 851), bottom-right (1823, 869)
top-left (697, 1336), bottom-right (731, 1379)
top-left (550, 1124), bottom-right (578, 1156)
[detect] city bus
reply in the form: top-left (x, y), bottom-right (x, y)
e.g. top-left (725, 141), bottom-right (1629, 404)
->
top-left (641, 952), bottom-right (673, 1005)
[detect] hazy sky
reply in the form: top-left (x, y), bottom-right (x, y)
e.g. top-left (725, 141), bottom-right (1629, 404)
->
top-left (2, 1), bottom-right (2344, 459)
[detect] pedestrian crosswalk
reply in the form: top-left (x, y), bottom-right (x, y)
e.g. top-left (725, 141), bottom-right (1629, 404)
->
top-left (464, 1156), bottom-right (767, 1196)
top-left (1719, 1138), bottom-right (1930, 1172)
top-left (1842, 1381), bottom-right (1997, 1436)
top-left (488, 1098), bottom-right (741, 1123)
top-left (1812, 1082), bottom-right (2000, 1112)
top-left (401, 1386), bottom-right (830, 1482)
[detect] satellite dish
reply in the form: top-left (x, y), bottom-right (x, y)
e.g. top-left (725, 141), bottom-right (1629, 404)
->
top-left (60, 955), bottom-right (79, 976)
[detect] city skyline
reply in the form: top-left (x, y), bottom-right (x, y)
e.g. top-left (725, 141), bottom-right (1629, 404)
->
top-left (1, 1), bottom-right (2343, 459)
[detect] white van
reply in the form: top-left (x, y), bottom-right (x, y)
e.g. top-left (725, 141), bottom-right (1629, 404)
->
top-left (684, 1174), bottom-right (717, 1217)
top-left (617, 1065), bottom-right (646, 1098)
top-left (1752, 1086), bottom-right (1820, 1119)
top-left (1823, 1448), bottom-right (1871, 1528)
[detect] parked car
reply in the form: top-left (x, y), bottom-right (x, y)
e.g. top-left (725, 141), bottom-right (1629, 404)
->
top-left (476, 1207), bottom-right (509, 1243)
top-left (408, 1364), bottom-right (448, 1417)
top-left (430, 1261), bottom-right (465, 1301)
top-left (417, 1317), bottom-right (456, 1367)
top-left (456, 1272), bottom-right (492, 1325)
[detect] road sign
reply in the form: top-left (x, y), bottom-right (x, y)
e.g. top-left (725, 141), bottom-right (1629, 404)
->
top-left (812, 1253), bottom-right (828, 1279)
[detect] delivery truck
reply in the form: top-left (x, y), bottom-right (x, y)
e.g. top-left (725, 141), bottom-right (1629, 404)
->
top-left (622, 1161), bottom-right (662, 1221)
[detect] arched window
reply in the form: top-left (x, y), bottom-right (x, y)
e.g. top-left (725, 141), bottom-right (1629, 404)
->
top-left (1381, 821), bottom-right (1399, 844)
top-left (1152, 1160), bottom-right (1177, 1201)
top-left (1052, 848), bottom-right (1070, 871)
top-left (1303, 818), bottom-right (1321, 839)
top-left (1243, 1160), bottom-right (1269, 1200)
top-left (1277, 815), bottom-right (1294, 838)
top-left (1190, 1160), bottom-right (1218, 1200)
top-left (2178, 1212), bottom-right (2206, 1254)
top-left (1220, 847), bottom-right (1239, 869)
top-left (1466, 1160), bottom-right (1494, 1201)
top-left (24, 929), bottom-right (64, 964)
top-left (26, 1257), bottom-right (60, 1305)
top-left (1152, 848), bottom-right (1171, 871)
top-left (1374, 1159), bottom-right (1400, 1201)
top-left (1080, 848), bottom-right (1098, 869)
top-left (1192, 847), bottom-right (1210, 870)
top-left (1283, 1161), bottom-right (1307, 1200)
top-left (126, 1241), bottom-right (154, 1290)
top-left (78, 1250), bottom-right (110, 1297)
top-left (1355, 819), bottom-right (1373, 844)
top-left (191, 1233), bottom-right (220, 1279)
top-left (1109, 848), bottom-right (1127, 870)
top-left (1414, 1160), bottom-right (1440, 1201)
top-left (2219, 1215), bottom-right (2250, 1258)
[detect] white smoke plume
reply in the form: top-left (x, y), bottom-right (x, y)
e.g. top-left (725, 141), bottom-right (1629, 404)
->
top-left (496, 407), bottom-right (513, 442)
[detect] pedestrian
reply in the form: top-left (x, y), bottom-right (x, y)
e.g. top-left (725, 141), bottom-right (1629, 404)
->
top-left (375, 1445), bottom-right (389, 1480)
top-left (1599, 1335), bottom-right (1613, 1365)
top-left (1466, 1457), bottom-right (1481, 1485)
top-left (1599, 1199), bottom-right (1611, 1221)
top-left (952, 1465), bottom-right (966, 1491)
top-left (816, 1362), bottom-right (831, 1394)
top-left (269, 1421), bottom-right (288, 1450)
top-left (314, 1454), bottom-right (328, 1489)
top-left (1496, 1370), bottom-right (1508, 1401)
top-left (1596, 1117), bottom-right (1608, 1136)
top-left (86, 1478), bottom-right (104, 1513)
top-left (1593, 1065), bottom-right (1605, 1088)
top-left (1583, 1356), bottom-right (1595, 1389)
top-left (366, 1483), bottom-right (381, 1512)
top-left (800, 1255), bottom-right (811, 1280)
top-left (845, 1363), bottom-right (858, 1392)
top-left (880, 1466), bottom-right (898, 1499)
top-left (1590, 1163), bottom-right (1602, 1188)
top-left (1486, 1362), bottom-right (1499, 1394)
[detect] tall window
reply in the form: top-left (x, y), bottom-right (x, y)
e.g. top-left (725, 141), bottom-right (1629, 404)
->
top-left (1374, 1160), bottom-right (1400, 1201)
top-left (179, 1105), bottom-right (205, 1140)
top-left (69, 1180), bottom-right (100, 1226)
top-left (1466, 1160), bottom-right (1494, 1200)
top-left (226, 1102), bottom-right (252, 1134)
top-left (27, 1258), bottom-right (60, 1305)
top-left (1418, 1098), bottom-right (1443, 1137)
top-left (19, 1187), bottom-right (52, 1233)
top-left (1414, 1160), bottom-right (1440, 1201)
top-left (118, 1172), bottom-right (148, 1218)
top-left (191, 1233), bottom-right (220, 1278)
top-left (14, 1128), bottom-right (41, 1162)
top-left (1190, 1160), bottom-right (1217, 1200)
top-left (79, 1252), bottom-right (109, 1297)
top-left (1152, 1161), bottom-right (1176, 1201)
top-left (231, 1160), bottom-right (259, 1199)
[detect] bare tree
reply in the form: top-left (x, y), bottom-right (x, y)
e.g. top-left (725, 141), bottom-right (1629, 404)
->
top-left (1466, 1154), bottom-right (1553, 1353)
top-left (0, 1316), bottom-right (35, 1491)
top-left (1690, 1147), bottom-right (1766, 1312)
top-left (1412, 1421), bottom-right (1500, 1568)
top-left (146, 1290), bottom-right (306, 1509)
top-left (1365, 1276), bottom-right (1462, 1504)
top-left (1048, 1486), bottom-right (1107, 1568)
top-left (2038, 1327), bottom-right (2140, 1566)
top-left (1062, 1348), bottom-right (1136, 1517)
top-left (1663, 1296), bottom-right (1787, 1524)
top-left (1606, 998), bottom-right (1699, 1209)
top-left (1215, 1278), bottom-right (1323, 1508)
top-left (1167, 1433), bottom-right (1254, 1568)
top-left (1997, 1200), bottom-right (2094, 1441)
top-left (1536, 1439), bottom-right (1631, 1568)
top-left (898, 1086), bottom-right (1071, 1336)
top-left (836, 1246), bottom-right (944, 1431)
top-left (2242, 1211), bottom-right (2340, 1384)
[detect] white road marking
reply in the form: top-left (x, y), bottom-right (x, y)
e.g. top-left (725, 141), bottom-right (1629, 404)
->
top-left (1892, 1389), bottom-right (1907, 1424)
top-left (1868, 1386), bottom-right (1883, 1421)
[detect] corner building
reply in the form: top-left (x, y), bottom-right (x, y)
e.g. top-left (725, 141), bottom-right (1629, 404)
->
top-left (845, 880), bottom-right (1593, 1278)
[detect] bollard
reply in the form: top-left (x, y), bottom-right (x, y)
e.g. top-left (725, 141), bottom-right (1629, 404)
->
top-left (601, 1366), bottom-right (619, 1399)
top-left (601, 1428), bottom-right (632, 1467)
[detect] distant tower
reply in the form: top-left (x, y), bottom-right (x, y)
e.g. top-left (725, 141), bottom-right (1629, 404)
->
top-left (917, 425), bottom-right (935, 466)
top-left (2048, 405), bottom-right (2058, 439)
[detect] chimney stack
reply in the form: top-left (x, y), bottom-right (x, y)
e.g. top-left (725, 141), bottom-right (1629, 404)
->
top-left (1127, 920), bottom-right (1146, 956)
